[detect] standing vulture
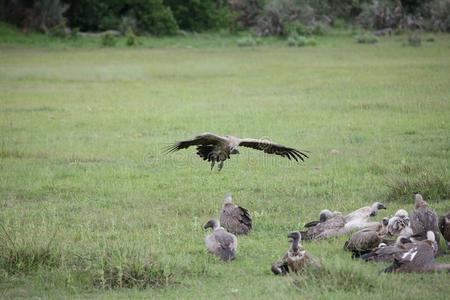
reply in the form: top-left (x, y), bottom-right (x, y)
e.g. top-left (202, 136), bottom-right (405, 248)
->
top-left (438, 212), bottom-right (450, 250)
top-left (271, 231), bottom-right (322, 275)
top-left (384, 232), bottom-right (450, 273)
top-left (220, 194), bottom-right (252, 235)
top-left (204, 219), bottom-right (238, 262)
top-left (164, 132), bottom-right (308, 170)
top-left (344, 202), bottom-right (386, 230)
top-left (410, 194), bottom-right (440, 246)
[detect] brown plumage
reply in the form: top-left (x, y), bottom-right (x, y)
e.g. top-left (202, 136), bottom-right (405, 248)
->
top-left (271, 232), bottom-right (322, 275)
top-left (384, 232), bottom-right (450, 273)
top-left (220, 194), bottom-right (252, 235)
top-left (438, 213), bottom-right (450, 250)
top-left (344, 218), bottom-right (389, 258)
top-left (301, 212), bottom-right (351, 240)
top-left (410, 194), bottom-right (440, 245)
top-left (204, 219), bottom-right (238, 262)
top-left (164, 132), bottom-right (308, 170)
top-left (361, 236), bottom-right (413, 262)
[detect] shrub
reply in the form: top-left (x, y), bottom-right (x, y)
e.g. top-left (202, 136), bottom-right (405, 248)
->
top-left (356, 33), bottom-right (379, 44)
top-left (407, 32), bottom-right (422, 46)
top-left (229, 0), bottom-right (265, 28)
top-left (119, 16), bottom-right (138, 35)
top-left (237, 35), bottom-right (258, 47)
top-left (286, 33), bottom-right (315, 47)
top-left (125, 27), bottom-right (138, 46)
top-left (359, 0), bottom-right (403, 30)
top-left (254, 0), bottom-right (319, 37)
top-left (423, 0), bottom-right (450, 32)
top-left (101, 33), bottom-right (116, 47)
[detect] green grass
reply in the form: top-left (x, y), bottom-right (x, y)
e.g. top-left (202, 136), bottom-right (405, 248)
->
top-left (1, 27), bottom-right (450, 299)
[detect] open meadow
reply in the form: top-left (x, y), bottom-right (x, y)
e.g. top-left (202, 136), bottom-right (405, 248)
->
top-left (1, 31), bottom-right (450, 299)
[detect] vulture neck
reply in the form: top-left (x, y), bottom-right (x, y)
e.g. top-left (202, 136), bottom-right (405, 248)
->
top-left (291, 239), bottom-right (300, 252)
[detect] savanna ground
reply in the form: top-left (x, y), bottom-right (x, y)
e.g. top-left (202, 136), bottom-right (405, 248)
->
top-left (1, 26), bottom-right (450, 299)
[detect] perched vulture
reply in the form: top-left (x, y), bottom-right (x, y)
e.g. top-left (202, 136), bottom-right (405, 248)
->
top-left (410, 194), bottom-right (440, 245)
top-left (271, 231), bottom-right (322, 275)
top-left (220, 194), bottom-right (252, 235)
top-left (361, 236), bottom-right (413, 262)
top-left (344, 218), bottom-right (389, 258)
top-left (438, 212), bottom-right (450, 250)
top-left (300, 211), bottom-right (351, 240)
top-left (204, 219), bottom-right (238, 262)
top-left (303, 209), bottom-right (334, 228)
top-left (344, 202), bottom-right (386, 230)
top-left (384, 231), bottom-right (450, 273)
top-left (164, 132), bottom-right (308, 170)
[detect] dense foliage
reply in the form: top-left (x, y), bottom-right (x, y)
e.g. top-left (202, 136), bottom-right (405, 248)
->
top-left (1, 0), bottom-right (450, 35)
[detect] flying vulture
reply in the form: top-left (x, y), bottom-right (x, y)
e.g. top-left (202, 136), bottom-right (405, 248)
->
top-left (164, 132), bottom-right (308, 170)
top-left (204, 218), bottom-right (238, 262)
top-left (271, 231), bottom-right (322, 275)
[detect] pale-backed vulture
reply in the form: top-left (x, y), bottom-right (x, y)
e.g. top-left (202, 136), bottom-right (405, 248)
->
top-left (165, 132), bottom-right (308, 170)
top-left (271, 231), bottom-right (322, 275)
top-left (361, 236), bottom-right (413, 262)
top-left (220, 194), bottom-right (252, 235)
top-left (344, 202), bottom-right (386, 230)
top-left (438, 212), bottom-right (450, 250)
top-left (410, 194), bottom-right (440, 245)
top-left (384, 231), bottom-right (450, 273)
top-left (387, 209), bottom-right (412, 237)
top-left (204, 219), bottom-right (237, 262)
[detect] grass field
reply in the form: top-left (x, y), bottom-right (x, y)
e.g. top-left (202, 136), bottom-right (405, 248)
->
top-left (1, 29), bottom-right (450, 299)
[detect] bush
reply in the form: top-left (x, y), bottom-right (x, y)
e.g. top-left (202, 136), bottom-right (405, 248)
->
top-left (423, 0), bottom-right (450, 32)
top-left (286, 33), bottom-right (316, 47)
top-left (101, 33), bottom-right (116, 47)
top-left (407, 32), bottom-right (421, 46)
top-left (229, 0), bottom-right (265, 29)
top-left (237, 35), bottom-right (260, 47)
top-left (125, 28), bottom-right (138, 46)
top-left (359, 0), bottom-right (403, 30)
top-left (356, 32), bottom-right (379, 44)
top-left (254, 0), bottom-right (316, 37)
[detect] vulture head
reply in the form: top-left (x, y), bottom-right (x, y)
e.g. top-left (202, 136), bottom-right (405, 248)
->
top-left (223, 194), bottom-right (233, 205)
top-left (370, 202), bottom-right (387, 216)
top-left (414, 193), bottom-right (428, 208)
top-left (382, 217), bottom-right (389, 227)
top-left (287, 231), bottom-right (302, 242)
top-left (319, 209), bottom-right (334, 222)
top-left (394, 209), bottom-right (409, 218)
top-left (204, 219), bottom-right (220, 230)
top-left (397, 236), bottom-right (412, 245)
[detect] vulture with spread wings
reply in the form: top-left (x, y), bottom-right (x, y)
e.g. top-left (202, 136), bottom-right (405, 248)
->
top-left (164, 132), bottom-right (309, 170)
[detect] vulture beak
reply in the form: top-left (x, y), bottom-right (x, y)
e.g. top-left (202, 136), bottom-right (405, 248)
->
top-left (231, 148), bottom-right (240, 155)
top-left (378, 203), bottom-right (386, 210)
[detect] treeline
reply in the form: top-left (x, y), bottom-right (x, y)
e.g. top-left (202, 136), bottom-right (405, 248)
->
top-left (1, 0), bottom-right (449, 36)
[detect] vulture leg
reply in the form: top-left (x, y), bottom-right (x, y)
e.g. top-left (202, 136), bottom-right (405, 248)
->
top-left (210, 160), bottom-right (215, 170)
top-left (218, 161), bottom-right (224, 171)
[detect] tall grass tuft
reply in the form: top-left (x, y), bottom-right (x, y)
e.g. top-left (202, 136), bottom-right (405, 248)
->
top-left (0, 224), bottom-right (62, 275)
top-left (385, 172), bottom-right (450, 203)
top-left (76, 247), bottom-right (174, 289)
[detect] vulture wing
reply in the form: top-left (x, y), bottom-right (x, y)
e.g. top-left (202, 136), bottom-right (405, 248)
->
top-left (233, 206), bottom-right (252, 230)
top-left (164, 132), bottom-right (226, 153)
top-left (238, 138), bottom-right (308, 162)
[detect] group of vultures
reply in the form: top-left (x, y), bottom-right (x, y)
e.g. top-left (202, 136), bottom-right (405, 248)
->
top-left (166, 133), bottom-right (450, 274)
top-left (204, 193), bottom-right (450, 274)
